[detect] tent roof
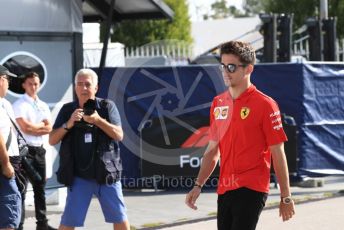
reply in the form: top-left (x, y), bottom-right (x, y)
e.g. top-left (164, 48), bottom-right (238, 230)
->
top-left (83, 0), bottom-right (174, 22)
top-left (191, 16), bottom-right (263, 57)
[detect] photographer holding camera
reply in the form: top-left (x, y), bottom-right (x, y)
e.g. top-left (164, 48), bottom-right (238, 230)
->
top-left (0, 65), bottom-right (21, 230)
top-left (13, 72), bottom-right (55, 230)
top-left (49, 69), bottom-right (130, 230)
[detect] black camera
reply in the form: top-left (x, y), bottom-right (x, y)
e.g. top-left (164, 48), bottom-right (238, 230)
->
top-left (19, 144), bottom-right (42, 183)
top-left (83, 99), bottom-right (96, 115)
top-left (74, 99), bottom-right (96, 129)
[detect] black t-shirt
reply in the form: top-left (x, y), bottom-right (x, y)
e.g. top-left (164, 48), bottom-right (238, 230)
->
top-left (72, 123), bottom-right (97, 179)
top-left (53, 98), bottom-right (122, 180)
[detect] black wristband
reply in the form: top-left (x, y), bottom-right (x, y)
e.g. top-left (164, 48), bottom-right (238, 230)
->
top-left (62, 123), bottom-right (70, 131)
top-left (194, 182), bottom-right (203, 189)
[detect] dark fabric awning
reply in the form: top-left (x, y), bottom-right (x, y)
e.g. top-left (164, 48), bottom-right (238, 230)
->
top-left (83, 0), bottom-right (174, 22)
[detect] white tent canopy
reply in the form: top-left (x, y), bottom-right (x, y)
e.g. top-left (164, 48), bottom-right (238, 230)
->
top-left (0, 0), bottom-right (83, 33)
top-left (191, 16), bottom-right (263, 57)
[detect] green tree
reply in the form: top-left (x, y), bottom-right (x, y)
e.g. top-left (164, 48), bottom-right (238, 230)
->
top-left (264, 0), bottom-right (318, 31)
top-left (210, 0), bottom-right (230, 19)
top-left (102, 0), bottom-right (192, 47)
top-left (242, 0), bottom-right (268, 16)
top-left (203, 0), bottom-right (246, 19)
top-left (229, 6), bottom-right (247, 18)
top-left (262, 0), bottom-right (344, 39)
top-left (328, 0), bottom-right (344, 39)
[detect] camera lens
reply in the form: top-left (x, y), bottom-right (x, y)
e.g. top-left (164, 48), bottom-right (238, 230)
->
top-left (83, 99), bottom-right (96, 115)
top-left (84, 108), bottom-right (95, 116)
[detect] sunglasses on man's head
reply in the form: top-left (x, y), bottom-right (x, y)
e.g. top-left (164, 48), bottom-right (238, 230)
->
top-left (219, 63), bottom-right (247, 73)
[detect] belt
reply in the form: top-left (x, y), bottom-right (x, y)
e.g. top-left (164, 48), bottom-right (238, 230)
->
top-left (28, 144), bottom-right (44, 148)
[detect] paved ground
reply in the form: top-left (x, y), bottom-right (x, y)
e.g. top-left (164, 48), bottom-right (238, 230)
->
top-left (160, 196), bottom-right (344, 230)
top-left (23, 176), bottom-right (344, 229)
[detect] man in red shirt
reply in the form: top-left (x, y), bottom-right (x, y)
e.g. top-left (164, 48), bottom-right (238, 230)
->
top-left (185, 41), bottom-right (295, 230)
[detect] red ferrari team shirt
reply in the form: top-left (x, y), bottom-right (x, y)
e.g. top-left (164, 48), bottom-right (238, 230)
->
top-left (209, 85), bottom-right (287, 194)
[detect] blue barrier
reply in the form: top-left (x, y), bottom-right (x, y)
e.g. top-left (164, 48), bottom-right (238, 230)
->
top-left (96, 63), bottom-right (344, 182)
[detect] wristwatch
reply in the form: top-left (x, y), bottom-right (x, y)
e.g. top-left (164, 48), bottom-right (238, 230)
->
top-left (62, 123), bottom-right (70, 131)
top-left (281, 196), bottom-right (293, 204)
top-left (194, 180), bottom-right (203, 189)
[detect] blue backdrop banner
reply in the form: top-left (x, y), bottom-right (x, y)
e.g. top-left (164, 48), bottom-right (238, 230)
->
top-left (96, 63), bottom-right (344, 181)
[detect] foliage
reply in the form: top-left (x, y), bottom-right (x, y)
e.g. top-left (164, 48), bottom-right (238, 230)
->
top-left (204, 0), bottom-right (246, 19)
top-left (101, 0), bottom-right (192, 47)
top-left (262, 0), bottom-right (344, 38)
top-left (242, 0), bottom-right (268, 16)
top-left (328, 0), bottom-right (344, 39)
top-left (209, 0), bottom-right (231, 19)
top-left (264, 0), bottom-right (318, 31)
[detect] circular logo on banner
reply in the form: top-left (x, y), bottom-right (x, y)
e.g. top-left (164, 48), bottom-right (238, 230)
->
top-left (0, 51), bottom-right (47, 96)
top-left (106, 40), bottom-right (229, 166)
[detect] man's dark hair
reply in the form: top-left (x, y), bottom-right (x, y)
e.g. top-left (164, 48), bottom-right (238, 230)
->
top-left (23, 71), bottom-right (40, 83)
top-left (220, 41), bottom-right (256, 65)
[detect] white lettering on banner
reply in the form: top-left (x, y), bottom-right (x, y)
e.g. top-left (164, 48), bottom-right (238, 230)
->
top-left (180, 155), bottom-right (201, 168)
top-left (180, 155), bottom-right (221, 168)
top-left (270, 111), bottom-right (280, 117)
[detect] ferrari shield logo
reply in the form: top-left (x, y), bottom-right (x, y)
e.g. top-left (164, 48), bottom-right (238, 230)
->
top-left (240, 107), bottom-right (250, 119)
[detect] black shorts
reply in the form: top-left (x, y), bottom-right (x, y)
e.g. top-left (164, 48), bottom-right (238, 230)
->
top-left (217, 187), bottom-right (268, 230)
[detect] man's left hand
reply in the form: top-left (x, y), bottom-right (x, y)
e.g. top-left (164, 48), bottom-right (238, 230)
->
top-left (83, 111), bottom-right (101, 125)
top-left (279, 201), bottom-right (295, 221)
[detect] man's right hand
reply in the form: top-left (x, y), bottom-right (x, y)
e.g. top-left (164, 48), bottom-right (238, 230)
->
top-left (67, 108), bottom-right (84, 128)
top-left (2, 162), bottom-right (14, 179)
top-left (185, 187), bottom-right (202, 210)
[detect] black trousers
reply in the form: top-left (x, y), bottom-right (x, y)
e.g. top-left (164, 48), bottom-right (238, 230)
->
top-left (217, 187), bottom-right (268, 230)
top-left (16, 146), bottom-right (48, 229)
